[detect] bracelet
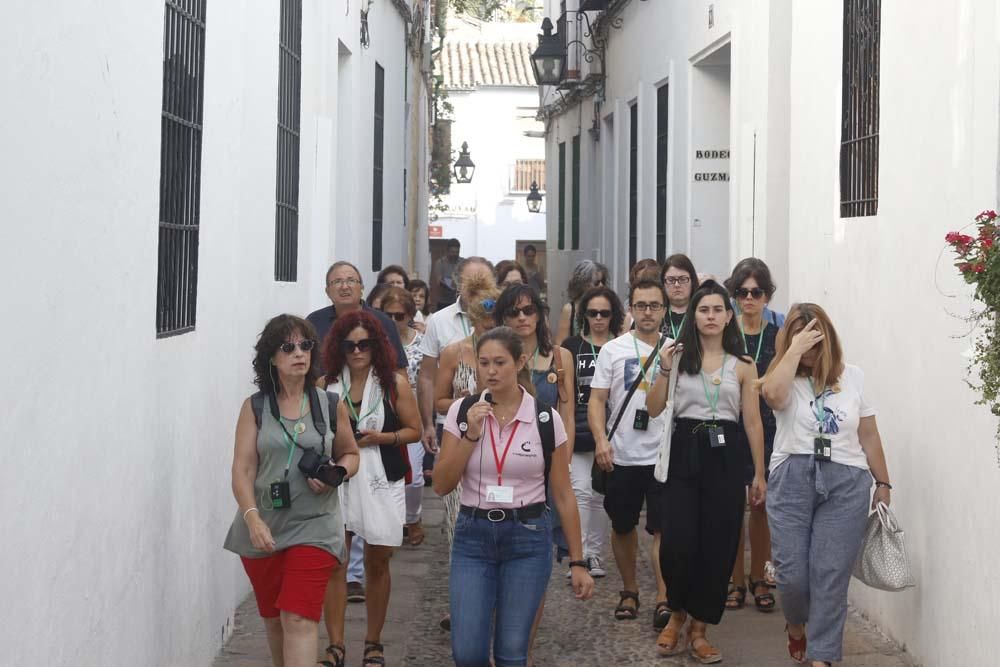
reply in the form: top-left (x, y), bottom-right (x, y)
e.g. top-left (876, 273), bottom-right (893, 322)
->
top-left (243, 507), bottom-right (259, 521)
top-left (568, 559), bottom-right (589, 570)
top-left (658, 365), bottom-right (671, 376)
top-left (874, 480), bottom-right (892, 490)
top-left (462, 430), bottom-right (479, 442)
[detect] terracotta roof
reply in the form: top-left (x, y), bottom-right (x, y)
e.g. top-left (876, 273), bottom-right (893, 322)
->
top-left (439, 36), bottom-right (536, 89)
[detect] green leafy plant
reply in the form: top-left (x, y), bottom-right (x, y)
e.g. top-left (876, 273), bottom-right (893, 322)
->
top-left (945, 210), bottom-right (1000, 444)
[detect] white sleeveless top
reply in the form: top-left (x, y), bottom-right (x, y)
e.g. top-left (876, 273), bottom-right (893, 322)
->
top-left (673, 355), bottom-right (741, 422)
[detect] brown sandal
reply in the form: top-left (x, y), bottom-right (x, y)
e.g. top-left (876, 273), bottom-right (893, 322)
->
top-left (725, 580), bottom-right (747, 609)
top-left (655, 616), bottom-right (687, 656)
top-left (688, 632), bottom-right (722, 664)
top-left (406, 520), bottom-right (425, 545)
top-left (786, 624), bottom-right (807, 664)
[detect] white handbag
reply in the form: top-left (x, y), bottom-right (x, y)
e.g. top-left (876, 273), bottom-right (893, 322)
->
top-left (852, 501), bottom-right (915, 591)
top-left (653, 357), bottom-right (680, 483)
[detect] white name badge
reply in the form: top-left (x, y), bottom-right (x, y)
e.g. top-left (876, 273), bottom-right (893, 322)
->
top-left (486, 485), bottom-right (514, 504)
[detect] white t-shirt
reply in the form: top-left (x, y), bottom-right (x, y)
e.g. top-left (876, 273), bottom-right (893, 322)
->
top-left (591, 332), bottom-right (670, 466)
top-left (419, 301), bottom-right (472, 424)
top-left (771, 364), bottom-right (876, 473)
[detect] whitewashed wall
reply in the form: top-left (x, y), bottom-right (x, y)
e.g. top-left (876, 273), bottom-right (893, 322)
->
top-left (786, 1), bottom-right (1000, 664)
top-left (436, 86), bottom-right (547, 264)
top-left (0, 1), bottom-right (420, 664)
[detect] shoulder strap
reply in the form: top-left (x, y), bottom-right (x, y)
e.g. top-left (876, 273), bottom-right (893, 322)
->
top-left (326, 390), bottom-right (339, 437)
top-left (252, 389), bottom-right (337, 439)
top-left (607, 334), bottom-right (666, 442)
top-left (534, 399), bottom-right (556, 487)
top-left (251, 391), bottom-right (265, 430)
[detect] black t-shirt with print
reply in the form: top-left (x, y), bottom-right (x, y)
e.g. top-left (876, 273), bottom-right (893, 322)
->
top-left (562, 335), bottom-right (605, 452)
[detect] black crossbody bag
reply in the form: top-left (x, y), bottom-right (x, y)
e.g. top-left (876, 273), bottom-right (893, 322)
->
top-left (591, 335), bottom-right (666, 494)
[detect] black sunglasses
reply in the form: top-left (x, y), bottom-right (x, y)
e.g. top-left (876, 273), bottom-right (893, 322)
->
top-left (383, 311), bottom-right (410, 322)
top-left (505, 304), bottom-right (539, 318)
top-left (340, 339), bottom-right (375, 354)
top-left (735, 288), bottom-right (766, 300)
top-left (279, 339), bottom-right (316, 354)
top-left (586, 309), bottom-right (612, 319)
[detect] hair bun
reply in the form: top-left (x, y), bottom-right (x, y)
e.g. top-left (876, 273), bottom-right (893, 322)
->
top-left (461, 271), bottom-right (497, 299)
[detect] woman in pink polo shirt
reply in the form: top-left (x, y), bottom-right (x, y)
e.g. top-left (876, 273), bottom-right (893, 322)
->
top-left (433, 326), bottom-right (594, 667)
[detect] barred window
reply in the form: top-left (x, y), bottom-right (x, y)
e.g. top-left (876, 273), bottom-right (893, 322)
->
top-left (275, 0), bottom-right (302, 281)
top-left (628, 102), bottom-right (638, 267)
top-left (557, 142), bottom-right (566, 250)
top-left (372, 63), bottom-right (385, 271)
top-left (156, 0), bottom-right (207, 337)
top-left (571, 134), bottom-right (581, 250)
top-left (840, 0), bottom-right (880, 218)
top-left (656, 84), bottom-right (669, 262)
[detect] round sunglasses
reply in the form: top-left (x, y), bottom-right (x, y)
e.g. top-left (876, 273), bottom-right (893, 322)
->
top-left (279, 340), bottom-right (316, 354)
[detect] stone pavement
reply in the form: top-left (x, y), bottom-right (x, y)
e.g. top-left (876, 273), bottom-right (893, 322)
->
top-left (214, 489), bottom-right (913, 666)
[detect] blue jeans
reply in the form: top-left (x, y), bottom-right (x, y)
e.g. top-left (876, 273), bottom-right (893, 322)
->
top-left (450, 510), bottom-right (554, 667)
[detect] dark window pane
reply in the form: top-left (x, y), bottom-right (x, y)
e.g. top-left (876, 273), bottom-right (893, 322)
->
top-left (275, 0), bottom-right (302, 281)
top-left (839, 0), bottom-right (880, 218)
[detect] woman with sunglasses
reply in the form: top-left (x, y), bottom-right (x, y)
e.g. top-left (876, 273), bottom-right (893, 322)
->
top-left (660, 254), bottom-right (700, 340)
top-left (433, 327), bottom-right (595, 666)
top-left (722, 260), bottom-right (780, 613)
top-left (380, 287), bottom-right (427, 546)
top-left (559, 285), bottom-right (625, 580)
top-left (224, 315), bottom-right (360, 667)
top-left (318, 311), bottom-right (421, 667)
top-left (646, 280), bottom-right (767, 664)
top-left (555, 259), bottom-right (610, 345)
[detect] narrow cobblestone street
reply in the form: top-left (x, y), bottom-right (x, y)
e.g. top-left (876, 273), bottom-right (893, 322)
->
top-left (214, 489), bottom-right (913, 666)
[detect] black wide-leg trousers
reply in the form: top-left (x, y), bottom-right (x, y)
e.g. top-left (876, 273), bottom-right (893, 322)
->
top-left (659, 419), bottom-right (746, 625)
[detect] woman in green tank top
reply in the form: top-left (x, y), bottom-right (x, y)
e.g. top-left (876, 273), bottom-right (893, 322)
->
top-left (224, 315), bottom-right (359, 667)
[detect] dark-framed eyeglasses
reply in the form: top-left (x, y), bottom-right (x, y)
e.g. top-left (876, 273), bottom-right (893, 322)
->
top-left (663, 276), bottom-right (692, 286)
top-left (279, 340), bottom-right (316, 354)
top-left (340, 339), bottom-right (375, 354)
top-left (586, 309), bottom-right (612, 319)
top-left (632, 302), bottom-right (664, 312)
top-left (505, 304), bottom-right (539, 319)
top-left (735, 288), bottom-right (765, 300)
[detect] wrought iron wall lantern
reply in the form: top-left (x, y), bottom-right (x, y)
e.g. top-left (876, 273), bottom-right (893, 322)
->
top-left (453, 141), bottom-right (476, 184)
top-left (526, 181), bottom-right (543, 213)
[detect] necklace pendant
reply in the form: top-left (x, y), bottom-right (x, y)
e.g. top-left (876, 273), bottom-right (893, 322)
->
top-left (712, 376), bottom-right (723, 386)
top-left (293, 421), bottom-right (306, 435)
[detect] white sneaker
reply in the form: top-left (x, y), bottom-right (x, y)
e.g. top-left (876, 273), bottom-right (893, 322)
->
top-left (588, 555), bottom-right (607, 578)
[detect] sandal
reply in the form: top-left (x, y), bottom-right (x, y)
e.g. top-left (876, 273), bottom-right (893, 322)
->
top-left (363, 640), bottom-right (386, 667)
top-left (786, 624), bottom-right (807, 664)
top-left (652, 600), bottom-right (671, 629)
top-left (613, 590), bottom-right (639, 620)
top-left (319, 643), bottom-right (345, 667)
top-left (688, 632), bottom-right (722, 664)
top-left (749, 577), bottom-right (776, 612)
top-left (655, 614), bottom-right (687, 656)
top-left (407, 520), bottom-right (425, 546)
top-left (725, 580), bottom-right (747, 609)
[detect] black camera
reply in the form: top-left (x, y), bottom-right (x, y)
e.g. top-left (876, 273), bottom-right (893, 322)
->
top-left (298, 448), bottom-right (348, 488)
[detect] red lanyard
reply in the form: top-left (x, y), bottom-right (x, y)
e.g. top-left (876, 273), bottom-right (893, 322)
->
top-left (489, 417), bottom-right (520, 486)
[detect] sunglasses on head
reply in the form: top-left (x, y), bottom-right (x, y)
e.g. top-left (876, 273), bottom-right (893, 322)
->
top-left (383, 311), bottom-right (410, 322)
top-left (279, 339), bottom-right (316, 354)
top-left (586, 308), bottom-right (612, 319)
top-left (340, 339), bottom-right (375, 354)
top-left (735, 287), bottom-right (765, 300)
top-left (505, 304), bottom-right (538, 318)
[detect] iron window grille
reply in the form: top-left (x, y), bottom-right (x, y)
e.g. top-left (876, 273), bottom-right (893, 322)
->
top-left (628, 102), bottom-right (638, 267)
top-left (156, 0), bottom-right (207, 337)
top-left (372, 63), bottom-right (385, 271)
top-left (275, 0), bottom-right (302, 281)
top-left (571, 135), bottom-right (581, 249)
top-left (557, 142), bottom-right (566, 250)
top-left (656, 84), bottom-right (669, 262)
top-left (840, 0), bottom-right (880, 218)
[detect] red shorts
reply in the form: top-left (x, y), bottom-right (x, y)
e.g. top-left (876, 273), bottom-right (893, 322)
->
top-left (241, 545), bottom-right (338, 621)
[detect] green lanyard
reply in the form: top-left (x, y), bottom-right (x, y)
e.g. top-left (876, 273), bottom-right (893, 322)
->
top-left (738, 315), bottom-right (765, 363)
top-left (808, 378), bottom-right (827, 434)
top-left (278, 393), bottom-right (308, 477)
top-left (586, 335), bottom-right (598, 359)
top-left (699, 355), bottom-right (727, 422)
top-left (459, 312), bottom-right (471, 339)
top-left (529, 346), bottom-right (540, 372)
top-left (342, 371), bottom-right (380, 425)
top-left (631, 334), bottom-right (660, 387)
top-left (668, 312), bottom-right (686, 340)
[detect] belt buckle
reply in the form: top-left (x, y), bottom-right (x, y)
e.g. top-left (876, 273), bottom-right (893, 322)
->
top-left (486, 508), bottom-right (507, 522)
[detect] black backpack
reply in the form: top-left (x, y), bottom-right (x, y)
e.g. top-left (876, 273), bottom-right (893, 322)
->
top-left (455, 392), bottom-right (557, 488)
top-left (251, 388), bottom-right (339, 441)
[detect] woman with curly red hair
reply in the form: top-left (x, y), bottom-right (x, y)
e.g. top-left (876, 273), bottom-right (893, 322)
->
top-left (318, 310), bottom-right (421, 667)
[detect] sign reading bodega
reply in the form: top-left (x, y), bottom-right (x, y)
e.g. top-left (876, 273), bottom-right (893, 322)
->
top-left (694, 147), bottom-right (729, 182)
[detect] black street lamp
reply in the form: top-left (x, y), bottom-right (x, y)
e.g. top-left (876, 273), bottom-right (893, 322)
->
top-left (526, 181), bottom-right (543, 213)
top-left (453, 141), bottom-right (476, 184)
top-left (530, 18), bottom-right (565, 87)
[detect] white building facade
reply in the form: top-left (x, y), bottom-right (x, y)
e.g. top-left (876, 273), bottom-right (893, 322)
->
top-left (0, 1), bottom-right (430, 664)
top-left (540, 0), bottom-right (1000, 664)
top-left (431, 16), bottom-right (547, 267)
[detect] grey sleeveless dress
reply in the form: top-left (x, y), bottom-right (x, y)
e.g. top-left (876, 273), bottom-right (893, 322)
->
top-left (223, 388), bottom-right (346, 561)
